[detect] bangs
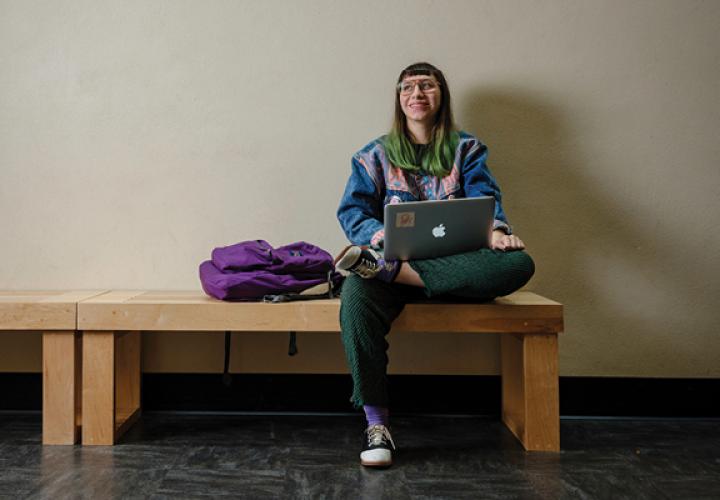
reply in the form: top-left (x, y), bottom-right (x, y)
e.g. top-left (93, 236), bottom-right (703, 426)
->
top-left (398, 63), bottom-right (437, 82)
top-left (401, 69), bottom-right (431, 78)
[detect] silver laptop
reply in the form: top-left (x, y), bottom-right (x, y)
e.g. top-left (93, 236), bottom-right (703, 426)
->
top-left (383, 197), bottom-right (495, 261)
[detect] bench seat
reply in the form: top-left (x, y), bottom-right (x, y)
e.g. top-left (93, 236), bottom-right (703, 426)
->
top-left (0, 290), bottom-right (106, 444)
top-left (76, 290), bottom-right (563, 451)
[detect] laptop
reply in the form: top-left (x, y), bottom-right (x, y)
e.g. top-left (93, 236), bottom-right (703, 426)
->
top-left (383, 197), bottom-right (495, 261)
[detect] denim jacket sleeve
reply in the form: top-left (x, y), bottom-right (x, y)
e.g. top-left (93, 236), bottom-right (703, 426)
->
top-left (461, 137), bottom-right (512, 234)
top-left (337, 155), bottom-right (385, 245)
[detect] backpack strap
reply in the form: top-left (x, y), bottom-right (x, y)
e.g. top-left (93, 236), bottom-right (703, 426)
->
top-left (288, 331), bottom-right (298, 356)
top-left (262, 270), bottom-right (341, 303)
top-left (222, 331), bottom-right (232, 387)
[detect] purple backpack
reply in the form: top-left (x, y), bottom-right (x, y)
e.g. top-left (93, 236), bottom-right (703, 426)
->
top-left (199, 240), bottom-right (342, 301)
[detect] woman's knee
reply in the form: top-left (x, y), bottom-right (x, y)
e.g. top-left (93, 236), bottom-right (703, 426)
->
top-left (499, 250), bottom-right (536, 293)
top-left (340, 275), bottom-right (379, 313)
top-left (339, 275), bottom-right (402, 340)
top-left (457, 249), bottom-right (536, 298)
top-left (511, 250), bottom-right (535, 279)
top-left (340, 276), bottom-right (383, 329)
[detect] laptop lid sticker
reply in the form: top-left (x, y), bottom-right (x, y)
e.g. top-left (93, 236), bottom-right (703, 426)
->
top-left (396, 212), bottom-right (415, 228)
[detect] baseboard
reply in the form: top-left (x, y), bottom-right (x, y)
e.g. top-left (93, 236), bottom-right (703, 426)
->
top-left (1, 373), bottom-right (717, 417)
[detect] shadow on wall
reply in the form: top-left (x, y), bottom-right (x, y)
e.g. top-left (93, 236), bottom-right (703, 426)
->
top-left (460, 88), bottom-right (714, 376)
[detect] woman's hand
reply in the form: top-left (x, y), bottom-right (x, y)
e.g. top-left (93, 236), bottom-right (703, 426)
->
top-left (491, 230), bottom-right (525, 251)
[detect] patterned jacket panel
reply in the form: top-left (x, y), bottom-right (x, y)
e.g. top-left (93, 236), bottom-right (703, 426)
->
top-left (337, 131), bottom-right (511, 246)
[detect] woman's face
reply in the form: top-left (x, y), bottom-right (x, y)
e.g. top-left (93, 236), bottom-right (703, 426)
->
top-left (398, 75), bottom-right (442, 127)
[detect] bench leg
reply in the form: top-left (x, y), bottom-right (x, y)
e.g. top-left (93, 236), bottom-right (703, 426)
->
top-left (501, 333), bottom-right (560, 451)
top-left (42, 331), bottom-right (81, 445)
top-left (115, 331), bottom-right (142, 439)
top-left (82, 331), bottom-right (142, 445)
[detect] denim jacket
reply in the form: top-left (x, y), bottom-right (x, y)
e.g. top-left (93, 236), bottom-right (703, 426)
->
top-left (337, 131), bottom-right (511, 246)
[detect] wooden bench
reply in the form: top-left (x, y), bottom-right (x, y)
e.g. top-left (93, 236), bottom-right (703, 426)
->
top-left (77, 290), bottom-right (563, 451)
top-left (0, 290), bottom-right (105, 444)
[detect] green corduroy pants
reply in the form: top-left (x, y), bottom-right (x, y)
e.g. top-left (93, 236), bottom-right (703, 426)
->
top-left (339, 248), bottom-right (536, 408)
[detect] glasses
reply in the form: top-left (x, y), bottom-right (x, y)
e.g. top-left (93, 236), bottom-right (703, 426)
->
top-left (397, 79), bottom-right (440, 95)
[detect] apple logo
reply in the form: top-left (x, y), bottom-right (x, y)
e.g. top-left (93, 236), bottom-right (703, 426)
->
top-left (432, 224), bottom-right (446, 238)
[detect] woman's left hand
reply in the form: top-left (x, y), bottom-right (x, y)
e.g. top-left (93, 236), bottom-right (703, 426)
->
top-left (491, 230), bottom-right (525, 251)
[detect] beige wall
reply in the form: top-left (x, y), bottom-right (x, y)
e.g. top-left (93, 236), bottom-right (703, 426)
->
top-left (1, 0), bottom-right (718, 377)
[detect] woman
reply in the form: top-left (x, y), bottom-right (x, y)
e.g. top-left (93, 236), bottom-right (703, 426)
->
top-left (335, 62), bottom-right (534, 468)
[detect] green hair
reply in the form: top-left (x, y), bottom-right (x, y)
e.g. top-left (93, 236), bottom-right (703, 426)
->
top-left (384, 129), bottom-right (459, 177)
top-left (383, 62), bottom-right (459, 178)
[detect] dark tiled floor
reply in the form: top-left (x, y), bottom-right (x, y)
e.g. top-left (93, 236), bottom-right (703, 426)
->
top-left (0, 414), bottom-right (718, 499)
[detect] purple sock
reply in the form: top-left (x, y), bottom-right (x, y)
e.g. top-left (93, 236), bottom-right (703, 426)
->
top-left (376, 259), bottom-right (401, 284)
top-left (363, 405), bottom-right (389, 427)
